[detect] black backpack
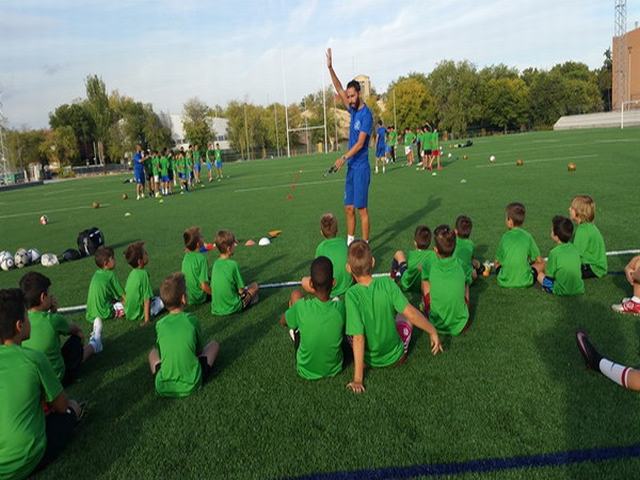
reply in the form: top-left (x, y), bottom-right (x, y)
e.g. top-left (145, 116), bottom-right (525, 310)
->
top-left (62, 249), bottom-right (82, 262)
top-left (77, 227), bottom-right (105, 257)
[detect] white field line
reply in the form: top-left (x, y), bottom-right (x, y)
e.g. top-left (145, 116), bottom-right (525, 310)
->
top-left (56, 249), bottom-right (640, 313)
top-left (475, 154), bottom-right (597, 169)
top-left (234, 178), bottom-right (343, 193)
top-left (0, 203), bottom-right (112, 220)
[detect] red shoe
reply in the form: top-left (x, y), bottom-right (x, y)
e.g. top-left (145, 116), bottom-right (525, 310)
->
top-left (611, 299), bottom-right (640, 316)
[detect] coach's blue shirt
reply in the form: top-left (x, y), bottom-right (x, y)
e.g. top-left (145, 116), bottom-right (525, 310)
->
top-left (133, 152), bottom-right (144, 170)
top-left (348, 104), bottom-right (373, 168)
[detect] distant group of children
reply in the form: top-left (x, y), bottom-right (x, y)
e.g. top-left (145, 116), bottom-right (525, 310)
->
top-left (3, 191), bottom-right (640, 478)
top-left (373, 121), bottom-right (441, 174)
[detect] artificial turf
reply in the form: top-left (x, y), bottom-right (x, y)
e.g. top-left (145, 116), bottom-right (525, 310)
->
top-left (1, 127), bottom-right (640, 479)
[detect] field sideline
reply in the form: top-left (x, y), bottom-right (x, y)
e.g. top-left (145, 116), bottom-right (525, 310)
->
top-left (1, 127), bottom-right (640, 479)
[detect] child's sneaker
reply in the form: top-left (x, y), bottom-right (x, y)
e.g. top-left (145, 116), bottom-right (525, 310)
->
top-left (575, 331), bottom-right (602, 371)
top-left (136, 195), bottom-right (141, 200)
top-left (611, 299), bottom-right (640, 316)
top-left (113, 302), bottom-right (125, 318)
top-left (150, 296), bottom-right (165, 317)
top-left (89, 335), bottom-right (103, 353)
top-left (375, 167), bottom-right (379, 174)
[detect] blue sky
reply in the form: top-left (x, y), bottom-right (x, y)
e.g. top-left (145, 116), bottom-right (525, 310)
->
top-left (1, 0), bottom-right (639, 129)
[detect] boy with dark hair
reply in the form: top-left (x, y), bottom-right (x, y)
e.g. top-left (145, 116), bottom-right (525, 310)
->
top-left (214, 143), bottom-right (224, 181)
top-left (0, 288), bottom-right (83, 479)
top-left (280, 256), bottom-right (346, 380)
top-left (151, 151), bottom-right (161, 198)
top-left (211, 230), bottom-right (259, 315)
top-left (345, 240), bottom-right (443, 393)
top-left (181, 227), bottom-right (211, 306)
top-left (206, 143), bottom-right (215, 182)
top-left (85, 246), bottom-right (124, 345)
top-left (534, 216), bottom-right (584, 296)
top-left (387, 125), bottom-right (397, 163)
top-left (454, 215), bottom-right (481, 283)
top-left (148, 273), bottom-right (219, 398)
top-left (20, 272), bottom-right (100, 385)
top-left (124, 242), bottom-right (163, 324)
top-left (421, 225), bottom-right (470, 336)
top-left (403, 127), bottom-right (416, 166)
top-left (374, 120), bottom-right (387, 174)
top-left (159, 150), bottom-right (170, 196)
top-left (391, 225), bottom-right (436, 293)
top-left (569, 195), bottom-right (607, 279)
top-left (495, 202), bottom-right (542, 288)
top-left (303, 213), bottom-right (352, 298)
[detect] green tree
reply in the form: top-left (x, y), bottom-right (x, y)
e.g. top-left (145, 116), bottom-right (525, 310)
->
top-left (383, 77), bottom-right (435, 129)
top-left (183, 98), bottom-right (213, 147)
top-left (48, 102), bottom-right (95, 161)
top-left (85, 75), bottom-right (112, 164)
top-left (597, 49), bottom-right (613, 111)
top-left (483, 77), bottom-right (530, 132)
top-left (4, 129), bottom-right (47, 170)
top-left (39, 126), bottom-right (79, 166)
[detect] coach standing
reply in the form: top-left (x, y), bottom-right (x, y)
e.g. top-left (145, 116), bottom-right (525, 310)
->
top-left (327, 48), bottom-right (373, 245)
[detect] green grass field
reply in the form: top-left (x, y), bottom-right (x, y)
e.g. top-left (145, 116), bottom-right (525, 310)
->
top-left (1, 127), bottom-right (640, 479)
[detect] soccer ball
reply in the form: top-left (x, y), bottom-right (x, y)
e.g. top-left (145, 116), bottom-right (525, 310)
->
top-left (258, 237), bottom-right (271, 247)
top-left (39, 215), bottom-right (49, 225)
top-left (489, 155), bottom-right (496, 163)
top-left (92, 201), bottom-right (100, 209)
top-left (41, 253), bottom-right (59, 267)
top-left (516, 159), bottom-right (524, 166)
top-left (447, 153), bottom-right (452, 158)
top-left (122, 193), bottom-right (128, 200)
top-left (28, 248), bottom-right (41, 264)
top-left (14, 249), bottom-right (30, 269)
top-left (0, 256), bottom-right (14, 271)
top-left (0, 251), bottom-right (11, 262)
top-left (463, 155), bottom-right (468, 160)
top-left (568, 162), bottom-right (577, 172)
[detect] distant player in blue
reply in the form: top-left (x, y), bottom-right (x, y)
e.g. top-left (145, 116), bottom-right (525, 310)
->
top-left (327, 48), bottom-right (373, 245)
top-left (132, 144), bottom-right (146, 200)
top-left (374, 120), bottom-right (386, 175)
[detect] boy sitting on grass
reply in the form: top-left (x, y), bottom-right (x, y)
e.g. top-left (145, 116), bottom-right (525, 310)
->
top-left (280, 256), bottom-right (346, 380)
top-left (20, 272), bottom-right (101, 386)
top-left (85, 246), bottom-right (124, 346)
top-left (124, 242), bottom-right (164, 325)
top-left (149, 273), bottom-right (219, 398)
top-left (391, 225), bottom-right (436, 294)
top-left (495, 202), bottom-right (542, 288)
top-left (0, 289), bottom-right (84, 479)
top-left (345, 240), bottom-right (443, 394)
top-left (181, 227), bottom-right (211, 306)
top-left (534, 216), bottom-right (584, 296)
top-left (453, 215), bottom-right (483, 283)
top-left (611, 255), bottom-right (640, 315)
top-left (569, 195), bottom-right (607, 279)
top-left (303, 213), bottom-right (352, 298)
top-left (421, 225), bottom-right (470, 336)
top-left (211, 230), bottom-right (259, 316)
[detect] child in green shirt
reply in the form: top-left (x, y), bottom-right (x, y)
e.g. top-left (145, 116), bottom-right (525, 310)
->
top-left (20, 272), bottom-right (100, 385)
top-left (345, 241), bottom-right (442, 394)
top-left (392, 225), bottom-right (436, 294)
top-left (281, 256), bottom-right (346, 380)
top-left (569, 195), bottom-right (607, 279)
top-left (302, 213), bottom-right (352, 298)
top-left (403, 127), bottom-right (416, 166)
top-left (0, 288), bottom-right (83, 479)
top-left (148, 273), bottom-right (219, 398)
top-left (181, 227), bottom-right (211, 306)
top-left (495, 202), bottom-right (542, 288)
top-left (211, 230), bottom-right (259, 316)
top-left (535, 216), bottom-right (584, 296)
top-left (454, 215), bottom-right (484, 283)
top-left (421, 225), bottom-right (470, 336)
top-left (124, 242), bottom-right (163, 324)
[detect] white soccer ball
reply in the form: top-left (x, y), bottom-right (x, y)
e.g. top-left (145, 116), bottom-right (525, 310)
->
top-left (28, 248), bottom-right (41, 264)
top-left (39, 215), bottom-right (49, 225)
top-left (14, 249), bottom-right (30, 268)
top-left (489, 155), bottom-right (496, 163)
top-left (41, 253), bottom-right (59, 268)
top-left (0, 250), bottom-right (11, 262)
top-left (0, 256), bottom-right (14, 271)
top-left (258, 237), bottom-right (271, 247)
top-left (448, 153), bottom-right (452, 158)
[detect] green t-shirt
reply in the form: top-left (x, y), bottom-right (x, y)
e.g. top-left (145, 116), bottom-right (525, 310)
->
top-left (193, 151), bottom-right (201, 163)
top-left (430, 131), bottom-right (439, 150)
top-left (206, 149), bottom-right (215, 162)
top-left (124, 268), bottom-right (153, 322)
top-left (214, 149), bottom-right (222, 162)
top-left (546, 243), bottom-right (585, 296)
top-left (285, 297), bottom-right (346, 380)
top-left (159, 156), bottom-right (169, 177)
top-left (154, 312), bottom-right (204, 398)
top-left (422, 256), bottom-right (469, 336)
top-left (86, 269), bottom-right (124, 323)
top-left (176, 157), bottom-right (185, 173)
top-left (404, 132), bottom-right (416, 145)
top-left (388, 130), bottom-right (398, 146)
top-left (151, 156), bottom-right (160, 176)
top-left (345, 277), bottom-right (409, 367)
top-left (211, 258), bottom-right (245, 315)
top-left (572, 222), bottom-right (607, 278)
top-left (182, 251), bottom-right (210, 306)
top-left (0, 345), bottom-right (63, 480)
top-left (185, 155), bottom-right (193, 170)
top-left (454, 237), bottom-right (475, 284)
top-left (23, 310), bottom-right (70, 381)
top-left (400, 249), bottom-right (436, 293)
top-left (315, 237), bottom-right (352, 297)
top-left (496, 227), bottom-right (540, 288)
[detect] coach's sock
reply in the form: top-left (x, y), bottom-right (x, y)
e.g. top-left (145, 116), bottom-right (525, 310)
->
top-left (347, 235), bottom-right (355, 246)
top-left (599, 358), bottom-right (631, 388)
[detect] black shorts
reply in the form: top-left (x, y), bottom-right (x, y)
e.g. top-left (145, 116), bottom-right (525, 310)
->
top-left (34, 410), bottom-right (78, 474)
top-left (61, 334), bottom-right (84, 387)
top-left (581, 264), bottom-right (597, 279)
top-left (390, 259), bottom-right (408, 282)
top-left (154, 356), bottom-right (212, 384)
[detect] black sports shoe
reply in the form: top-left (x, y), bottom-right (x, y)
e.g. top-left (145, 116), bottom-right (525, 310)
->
top-left (576, 331), bottom-right (603, 371)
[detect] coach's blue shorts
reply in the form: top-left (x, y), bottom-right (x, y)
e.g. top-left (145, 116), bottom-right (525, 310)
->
top-left (161, 175), bottom-right (170, 183)
top-left (542, 276), bottom-right (554, 294)
top-left (375, 144), bottom-right (385, 157)
top-left (344, 165), bottom-right (370, 209)
top-left (134, 169), bottom-right (145, 184)
top-left (178, 173), bottom-right (185, 180)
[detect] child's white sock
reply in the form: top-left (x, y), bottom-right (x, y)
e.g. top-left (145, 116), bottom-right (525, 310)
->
top-left (599, 358), bottom-right (631, 388)
top-left (92, 318), bottom-right (103, 341)
top-left (347, 235), bottom-right (355, 246)
top-left (632, 296), bottom-right (640, 303)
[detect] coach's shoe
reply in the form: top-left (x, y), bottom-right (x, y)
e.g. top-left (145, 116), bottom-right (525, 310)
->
top-left (611, 299), bottom-right (640, 316)
top-left (576, 331), bottom-right (602, 371)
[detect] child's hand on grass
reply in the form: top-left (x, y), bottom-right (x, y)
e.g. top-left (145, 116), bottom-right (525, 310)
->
top-left (347, 381), bottom-right (365, 394)
top-left (430, 333), bottom-right (443, 355)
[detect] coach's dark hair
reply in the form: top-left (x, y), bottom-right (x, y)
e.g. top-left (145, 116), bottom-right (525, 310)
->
top-left (19, 272), bottom-right (51, 309)
top-left (378, 119), bottom-right (383, 126)
top-left (505, 202), bottom-right (526, 227)
top-left (455, 215), bottom-right (473, 239)
top-left (95, 246), bottom-right (115, 268)
top-left (0, 289), bottom-right (26, 342)
top-left (346, 80), bottom-right (361, 92)
top-left (310, 256), bottom-right (333, 295)
top-left (433, 224), bottom-right (456, 257)
top-left (414, 225), bottom-right (432, 250)
top-left (552, 215), bottom-right (574, 243)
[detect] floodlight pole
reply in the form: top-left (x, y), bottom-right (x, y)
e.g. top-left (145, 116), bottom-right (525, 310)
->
top-left (0, 96), bottom-right (9, 184)
top-left (274, 103), bottom-right (280, 157)
top-left (281, 49), bottom-right (291, 158)
top-left (322, 66), bottom-right (328, 154)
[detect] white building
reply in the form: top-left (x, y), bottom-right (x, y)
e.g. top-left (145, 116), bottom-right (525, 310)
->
top-left (169, 114), bottom-right (230, 150)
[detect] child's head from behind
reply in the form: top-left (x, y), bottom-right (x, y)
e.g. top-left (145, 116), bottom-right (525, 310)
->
top-left (552, 215), bottom-right (574, 243)
top-left (0, 289), bottom-right (28, 343)
top-left (19, 272), bottom-right (52, 310)
top-left (215, 230), bottom-right (237, 255)
top-left (124, 241), bottom-right (148, 268)
top-left (433, 224), bottom-right (456, 258)
top-left (414, 225), bottom-right (432, 250)
top-left (320, 213), bottom-right (338, 239)
top-left (347, 240), bottom-right (373, 277)
top-left (505, 202), bottom-right (526, 228)
top-left (310, 256), bottom-right (334, 296)
top-left (455, 215), bottom-right (472, 239)
top-left (183, 227), bottom-right (203, 252)
top-left (570, 195), bottom-right (595, 224)
top-left (160, 272), bottom-right (186, 310)
top-left (95, 246), bottom-right (115, 269)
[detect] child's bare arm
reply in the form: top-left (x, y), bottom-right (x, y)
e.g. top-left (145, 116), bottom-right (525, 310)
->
top-left (421, 280), bottom-right (431, 296)
top-left (201, 282), bottom-right (212, 295)
top-left (347, 335), bottom-right (366, 393)
top-left (279, 314), bottom-right (287, 327)
top-left (143, 299), bottom-right (150, 324)
top-left (402, 304), bottom-right (443, 355)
